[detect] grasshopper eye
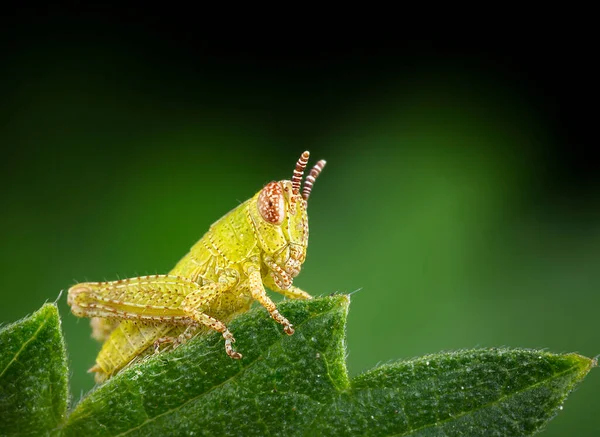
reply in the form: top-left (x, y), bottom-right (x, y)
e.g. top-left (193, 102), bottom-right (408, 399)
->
top-left (258, 182), bottom-right (285, 225)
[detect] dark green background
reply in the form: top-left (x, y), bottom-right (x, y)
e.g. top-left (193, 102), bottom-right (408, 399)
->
top-left (1, 17), bottom-right (597, 436)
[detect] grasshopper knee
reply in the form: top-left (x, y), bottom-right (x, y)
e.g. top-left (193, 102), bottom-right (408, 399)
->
top-left (67, 284), bottom-right (93, 316)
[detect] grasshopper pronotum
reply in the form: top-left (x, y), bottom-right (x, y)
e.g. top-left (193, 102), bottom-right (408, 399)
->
top-left (67, 151), bottom-right (326, 382)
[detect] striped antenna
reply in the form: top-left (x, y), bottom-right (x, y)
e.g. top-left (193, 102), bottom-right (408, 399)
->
top-left (302, 159), bottom-right (326, 201)
top-left (292, 151), bottom-right (310, 195)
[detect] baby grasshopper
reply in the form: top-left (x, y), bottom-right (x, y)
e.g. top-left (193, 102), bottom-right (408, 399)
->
top-left (67, 151), bottom-right (326, 382)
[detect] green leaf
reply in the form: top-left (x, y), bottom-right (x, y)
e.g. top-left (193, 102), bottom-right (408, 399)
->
top-left (0, 303), bottom-right (69, 437)
top-left (61, 295), bottom-right (595, 436)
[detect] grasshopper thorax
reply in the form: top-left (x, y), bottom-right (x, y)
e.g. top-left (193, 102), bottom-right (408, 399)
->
top-left (249, 151), bottom-right (326, 290)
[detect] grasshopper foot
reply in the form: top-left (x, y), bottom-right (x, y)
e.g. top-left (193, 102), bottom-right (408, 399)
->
top-left (270, 309), bottom-right (295, 335)
top-left (153, 336), bottom-right (175, 354)
top-left (284, 323), bottom-right (295, 335)
top-left (223, 330), bottom-right (242, 359)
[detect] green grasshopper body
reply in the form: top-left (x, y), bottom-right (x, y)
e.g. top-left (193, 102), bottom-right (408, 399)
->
top-left (67, 152), bottom-right (326, 382)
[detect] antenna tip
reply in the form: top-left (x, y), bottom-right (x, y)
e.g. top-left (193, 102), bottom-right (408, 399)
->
top-left (292, 151), bottom-right (311, 195)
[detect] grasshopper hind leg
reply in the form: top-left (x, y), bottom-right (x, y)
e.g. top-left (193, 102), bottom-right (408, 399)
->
top-left (153, 325), bottom-right (200, 353)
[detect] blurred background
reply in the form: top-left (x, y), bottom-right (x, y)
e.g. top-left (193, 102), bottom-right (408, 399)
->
top-left (1, 12), bottom-right (598, 436)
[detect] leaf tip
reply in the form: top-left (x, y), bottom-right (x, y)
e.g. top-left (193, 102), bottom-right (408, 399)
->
top-left (37, 302), bottom-right (60, 324)
top-left (564, 352), bottom-right (597, 382)
top-left (333, 293), bottom-right (351, 316)
top-left (313, 293), bottom-right (351, 314)
top-left (339, 292), bottom-right (351, 306)
top-left (39, 301), bottom-right (59, 314)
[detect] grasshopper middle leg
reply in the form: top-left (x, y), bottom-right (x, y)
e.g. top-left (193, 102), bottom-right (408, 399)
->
top-left (155, 270), bottom-right (242, 358)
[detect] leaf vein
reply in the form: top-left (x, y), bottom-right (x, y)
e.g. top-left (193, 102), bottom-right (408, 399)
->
top-left (386, 364), bottom-right (581, 437)
top-left (112, 307), bottom-right (336, 436)
top-left (0, 310), bottom-right (51, 379)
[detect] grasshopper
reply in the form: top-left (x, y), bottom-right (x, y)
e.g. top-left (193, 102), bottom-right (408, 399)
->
top-left (67, 151), bottom-right (326, 382)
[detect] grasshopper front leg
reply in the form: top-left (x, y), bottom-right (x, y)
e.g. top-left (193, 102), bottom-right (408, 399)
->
top-left (273, 285), bottom-right (313, 300)
top-left (263, 256), bottom-right (313, 300)
top-left (247, 265), bottom-right (295, 335)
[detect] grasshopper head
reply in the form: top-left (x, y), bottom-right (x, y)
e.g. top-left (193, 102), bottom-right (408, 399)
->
top-left (249, 151), bottom-right (326, 290)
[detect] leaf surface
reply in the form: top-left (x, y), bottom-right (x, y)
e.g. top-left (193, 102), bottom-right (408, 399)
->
top-left (0, 303), bottom-right (69, 437)
top-left (61, 296), bottom-right (595, 436)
